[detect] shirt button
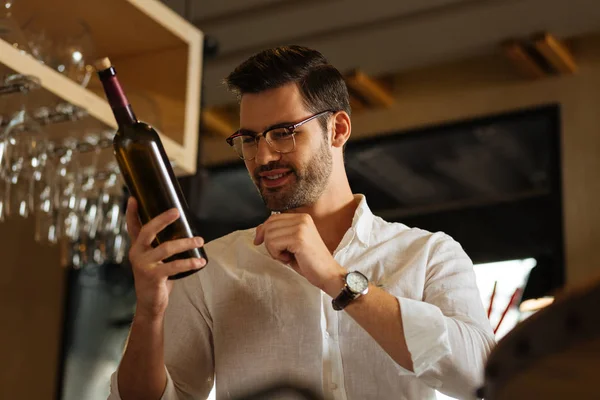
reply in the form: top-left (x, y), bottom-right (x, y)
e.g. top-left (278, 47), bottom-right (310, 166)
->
top-left (324, 331), bottom-right (330, 338)
top-left (331, 383), bottom-right (338, 390)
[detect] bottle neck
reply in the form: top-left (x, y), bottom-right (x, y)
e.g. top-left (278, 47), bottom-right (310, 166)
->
top-left (98, 67), bottom-right (137, 127)
top-left (113, 104), bottom-right (137, 128)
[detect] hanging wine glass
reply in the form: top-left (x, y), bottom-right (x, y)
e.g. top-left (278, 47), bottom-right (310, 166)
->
top-left (1, 74), bottom-right (45, 219)
top-left (89, 164), bottom-right (116, 265)
top-left (69, 134), bottom-right (102, 266)
top-left (3, 110), bottom-right (43, 218)
top-left (0, 74), bottom-right (42, 186)
top-left (28, 116), bottom-right (49, 210)
top-left (54, 138), bottom-right (82, 241)
top-left (22, 12), bottom-right (95, 87)
top-left (106, 171), bottom-right (128, 264)
top-left (54, 21), bottom-right (95, 88)
top-left (77, 134), bottom-right (102, 230)
top-left (112, 214), bottom-right (129, 264)
top-left (21, 12), bottom-right (96, 127)
top-left (0, 82), bottom-right (8, 220)
top-left (101, 164), bottom-right (123, 236)
top-left (34, 141), bottom-right (57, 244)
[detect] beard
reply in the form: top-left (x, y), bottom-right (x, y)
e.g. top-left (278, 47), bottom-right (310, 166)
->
top-left (251, 139), bottom-right (333, 212)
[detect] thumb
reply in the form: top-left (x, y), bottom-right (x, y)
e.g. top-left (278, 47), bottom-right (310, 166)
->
top-left (277, 250), bottom-right (294, 264)
top-left (125, 197), bottom-right (142, 240)
top-left (254, 224), bottom-right (264, 245)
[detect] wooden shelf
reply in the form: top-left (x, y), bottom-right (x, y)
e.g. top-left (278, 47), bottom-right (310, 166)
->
top-left (1, 0), bottom-right (203, 176)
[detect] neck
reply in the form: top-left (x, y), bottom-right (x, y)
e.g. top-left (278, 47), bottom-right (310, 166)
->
top-left (286, 175), bottom-right (356, 253)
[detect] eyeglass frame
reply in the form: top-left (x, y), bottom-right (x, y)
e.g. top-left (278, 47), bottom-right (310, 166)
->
top-left (225, 110), bottom-right (336, 160)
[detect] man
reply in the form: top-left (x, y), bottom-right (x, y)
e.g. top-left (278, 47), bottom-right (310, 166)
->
top-left (109, 45), bottom-right (495, 400)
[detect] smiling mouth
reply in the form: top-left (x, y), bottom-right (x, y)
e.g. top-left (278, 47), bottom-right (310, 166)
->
top-left (259, 171), bottom-right (294, 188)
top-left (264, 173), bottom-right (286, 180)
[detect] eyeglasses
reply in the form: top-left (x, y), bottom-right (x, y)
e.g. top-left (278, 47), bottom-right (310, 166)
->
top-left (225, 110), bottom-right (335, 161)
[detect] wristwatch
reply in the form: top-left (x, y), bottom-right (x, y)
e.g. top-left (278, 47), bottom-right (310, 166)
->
top-left (332, 271), bottom-right (370, 311)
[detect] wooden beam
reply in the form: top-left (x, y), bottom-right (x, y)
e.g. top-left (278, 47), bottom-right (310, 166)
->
top-left (532, 32), bottom-right (578, 75)
top-left (501, 39), bottom-right (547, 79)
top-left (345, 69), bottom-right (394, 108)
top-left (201, 108), bottom-right (236, 137)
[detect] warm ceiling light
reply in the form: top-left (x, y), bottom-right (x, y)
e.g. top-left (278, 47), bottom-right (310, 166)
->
top-left (202, 108), bottom-right (236, 137)
top-left (345, 69), bottom-right (394, 108)
top-left (532, 32), bottom-right (578, 75)
top-left (501, 39), bottom-right (547, 79)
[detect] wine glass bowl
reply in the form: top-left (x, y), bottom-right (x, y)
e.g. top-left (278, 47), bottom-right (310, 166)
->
top-left (22, 13), bottom-right (96, 87)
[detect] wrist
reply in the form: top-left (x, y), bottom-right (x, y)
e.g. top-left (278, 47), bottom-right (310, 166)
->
top-left (321, 263), bottom-right (347, 297)
top-left (134, 309), bottom-right (165, 326)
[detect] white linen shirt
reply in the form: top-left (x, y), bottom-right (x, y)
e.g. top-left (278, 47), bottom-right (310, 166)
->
top-left (109, 194), bottom-right (495, 400)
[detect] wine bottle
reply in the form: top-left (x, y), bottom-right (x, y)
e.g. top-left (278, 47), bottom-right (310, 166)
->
top-left (95, 57), bottom-right (207, 280)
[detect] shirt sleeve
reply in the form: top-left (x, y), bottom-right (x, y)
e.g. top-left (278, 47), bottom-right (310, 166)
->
top-left (108, 365), bottom-right (180, 400)
top-left (107, 274), bottom-right (215, 400)
top-left (397, 234), bottom-right (496, 399)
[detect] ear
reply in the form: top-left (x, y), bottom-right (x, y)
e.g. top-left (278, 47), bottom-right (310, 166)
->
top-left (330, 111), bottom-right (351, 149)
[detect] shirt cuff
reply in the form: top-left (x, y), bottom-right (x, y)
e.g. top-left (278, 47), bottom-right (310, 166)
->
top-left (108, 368), bottom-right (121, 400)
top-left (398, 297), bottom-right (452, 380)
top-left (161, 366), bottom-right (179, 400)
top-left (108, 365), bottom-right (178, 400)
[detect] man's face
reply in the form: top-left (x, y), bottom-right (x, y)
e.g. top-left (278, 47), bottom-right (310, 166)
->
top-left (239, 83), bottom-right (333, 212)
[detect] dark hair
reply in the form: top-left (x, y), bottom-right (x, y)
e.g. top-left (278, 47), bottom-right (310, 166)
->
top-left (224, 45), bottom-right (351, 133)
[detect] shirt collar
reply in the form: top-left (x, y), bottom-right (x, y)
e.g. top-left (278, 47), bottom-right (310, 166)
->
top-left (351, 194), bottom-right (373, 247)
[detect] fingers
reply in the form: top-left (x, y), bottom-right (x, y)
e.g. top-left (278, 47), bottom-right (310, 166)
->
top-left (265, 235), bottom-right (296, 264)
top-left (279, 250), bottom-right (294, 264)
top-left (263, 224), bottom-right (303, 245)
top-left (145, 236), bottom-right (204, 265)
top-left (137, 208), bottom-right (181, 247)
top-left (132, 255), bottom-right (206, 290)
top-left (254, 224), bottom-right (264, 245)
top-left (254, 214), bottom-right (308, 245)
top-left (125, 197), bottom-right (142, 240)
top-left (254, 213), bottom-right (316, 267)
top-left (260, 225), bottom-right (298, 259)
top-left (129, 236), bottom-right (207, 282)
top-left (161, 257), bottom-right (207, 277)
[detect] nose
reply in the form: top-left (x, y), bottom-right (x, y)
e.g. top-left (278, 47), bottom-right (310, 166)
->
top-left (254, 136), bottom-right (280, 165)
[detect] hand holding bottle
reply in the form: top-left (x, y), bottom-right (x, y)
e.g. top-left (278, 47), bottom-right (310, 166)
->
top-left (95, 57), bottom-right (208, 281)
top-left (125, 197), bottom-right (206, 318)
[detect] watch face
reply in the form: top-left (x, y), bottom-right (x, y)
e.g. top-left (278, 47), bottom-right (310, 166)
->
top-left (346, 272), bottom-right (368, 294)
